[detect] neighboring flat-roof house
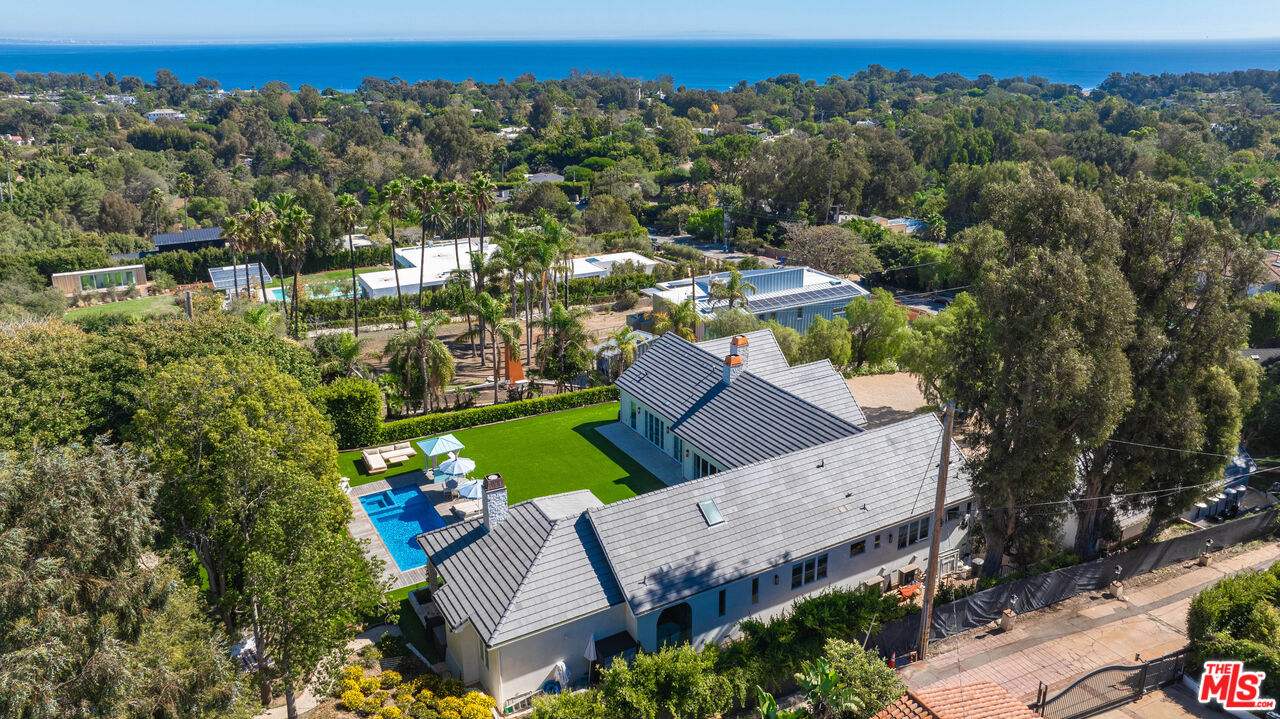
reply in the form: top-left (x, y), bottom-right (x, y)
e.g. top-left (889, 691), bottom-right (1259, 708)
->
top-left (615, 329), bottom-right (866, 481)
top-left (644, 266), bottom-right (870, 333)
top-left (153, 226), bottom-right (224, 252)
top-left (51, 264), bottom-right (147, 295)
top-left (415, 413), bottom-right (973, 712)
top-left (145, 108), bottom-right (187, 121)
top-left (1247, 249), bottom-right (1280, 296)
top-left (359, 238), bottom-right (496, 299)
top-left (524, 172), bottom-right (565, 184)
top-left (570, 251), bottom-right (663, 279)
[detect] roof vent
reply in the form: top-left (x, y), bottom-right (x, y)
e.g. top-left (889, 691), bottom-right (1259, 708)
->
top-left (698, 499), bottom-right (724, 526)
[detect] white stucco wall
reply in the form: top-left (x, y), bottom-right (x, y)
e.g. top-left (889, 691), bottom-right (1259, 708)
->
top-left (631, 506), bottom-right (974, 650)
top-left (618, 388), bottom-right (725, 481)
top-left (491, 603), bottom-right (631, 708)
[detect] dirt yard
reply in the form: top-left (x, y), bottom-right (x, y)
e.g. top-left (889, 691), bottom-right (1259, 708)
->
top-left (845, 372), bottom-right (930, 427)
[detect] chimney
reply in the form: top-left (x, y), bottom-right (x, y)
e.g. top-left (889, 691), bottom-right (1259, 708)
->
top-left (729, 334), bottom-right (749, 367)
top-left (721, 354), bottom-right (743, 386)
top-left (482, 473), bottom-right (508, 531)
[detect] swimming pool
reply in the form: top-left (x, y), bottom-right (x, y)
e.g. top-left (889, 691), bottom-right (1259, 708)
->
top-left (358, 485), bottom-right (447, 571)
top-left (268, 287), bottom-right (355, 301)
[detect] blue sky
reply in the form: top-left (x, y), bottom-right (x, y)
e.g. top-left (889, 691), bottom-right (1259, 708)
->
top-left (7, 0), bottom-right (1280, 43)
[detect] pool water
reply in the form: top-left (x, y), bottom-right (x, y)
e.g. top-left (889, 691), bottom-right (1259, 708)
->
top-left (358, 485), bottom-right (447, 571)
top-left (268, 286), bottom-right (355, 301)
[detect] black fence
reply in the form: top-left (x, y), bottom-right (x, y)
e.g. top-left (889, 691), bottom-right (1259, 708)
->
top-left (1031, 649), bottom-right (1187, 719)
top-left (871, 509), bottom-right (1278, 658)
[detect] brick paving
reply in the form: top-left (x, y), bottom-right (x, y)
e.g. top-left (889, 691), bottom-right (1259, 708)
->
top-left (901, 540), bottom-right (1280, 702)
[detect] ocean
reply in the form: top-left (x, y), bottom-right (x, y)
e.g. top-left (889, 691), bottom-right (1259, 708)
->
top-left (1, 39), bottom-right (1279, 92)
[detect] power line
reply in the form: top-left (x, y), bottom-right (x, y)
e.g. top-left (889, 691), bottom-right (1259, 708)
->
top-left (1104, 438), bottom-right (1237, 459)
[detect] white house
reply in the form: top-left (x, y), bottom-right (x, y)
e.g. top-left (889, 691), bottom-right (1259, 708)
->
top-left (570, 251), bottom-right (663, 280)
top-left (1247, 250), bottom-right (1280, 296)
top-left (358, 238), bottom-right (495, 299)
top-left (643, 266), bottom-right (870, 333)
top-left (415, 412), bottom-right (973, 713)
top-left (615, 330), bottom-right (867, 482)
top-left (145, 108), bottom-right (187, 122)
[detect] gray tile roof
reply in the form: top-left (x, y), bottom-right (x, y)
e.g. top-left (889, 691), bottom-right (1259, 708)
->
top-left (153, 226), bottom-right (223, 247)
top-left (616, 330), bottom-right (865, 467)
top-left (587, 413), bottom-right (971, 615)
top-left (416, 490), bottom-right (624, 645)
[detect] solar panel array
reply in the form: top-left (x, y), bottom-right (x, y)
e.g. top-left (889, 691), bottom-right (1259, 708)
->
top-left (153, 227), bottom-right (224, 247)
top-left (209, 264), bottom-right (271, 291)
top-left (746, 283), bottom-right (864, 313)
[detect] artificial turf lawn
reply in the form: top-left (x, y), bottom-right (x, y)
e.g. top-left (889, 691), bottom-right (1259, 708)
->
top-left (336, 402), bottom-right (664, 504)
top-left (64, 293), bottom-right (182, 320)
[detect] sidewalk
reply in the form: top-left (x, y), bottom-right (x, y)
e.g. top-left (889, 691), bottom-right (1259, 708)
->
top-left (900, 540), bottom-right (1280, 701)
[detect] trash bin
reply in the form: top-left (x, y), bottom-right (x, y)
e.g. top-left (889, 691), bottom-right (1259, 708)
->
top-left (970, 558), bottom-right (984, 578)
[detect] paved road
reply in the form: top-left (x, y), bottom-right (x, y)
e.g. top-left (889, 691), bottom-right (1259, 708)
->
top-left (901, 541), bottom-right (1280, 702)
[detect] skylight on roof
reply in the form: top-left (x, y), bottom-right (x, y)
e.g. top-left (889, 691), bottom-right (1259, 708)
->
top-left (698, 499), bottom-right (724, 526)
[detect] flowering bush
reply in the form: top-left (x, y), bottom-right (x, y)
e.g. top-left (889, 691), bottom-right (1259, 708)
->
top-left (380, 670), bottom-right (403, 689)
top-left (360, 696), bottom-right (384, 716)
top-left (339, 678), bottom-right (361, 695)
top-left (342, 665), bottom-right (366, 682)
top-left (459, 705), bottom-right (489, 719)
top-left (463, 692), bottom-right (495, 709)
top-left (437, 696), bottom-right (464, 714)
top-left (340, 689), bottom-right (365, 711)
top-left (379, 707), bottom-right (404, 719)
top-left (360, 677), bottom-right (381, 694)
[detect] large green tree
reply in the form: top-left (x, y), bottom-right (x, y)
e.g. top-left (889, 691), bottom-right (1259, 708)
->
top-left (844, 288), bottom-right (909, 369)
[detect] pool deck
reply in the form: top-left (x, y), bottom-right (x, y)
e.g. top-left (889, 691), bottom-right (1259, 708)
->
top-left (595, 421), bottom-right (684, 486)
top-left (347, 470), bottom-right (476, 591)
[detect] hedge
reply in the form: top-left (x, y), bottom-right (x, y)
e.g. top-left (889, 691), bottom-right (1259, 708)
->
top-left (379, 386), bottom-right (618, 444)
top-left (143, 245), bottom-right (394, 285)
top-left (314, 378), bottom-right (383, 449)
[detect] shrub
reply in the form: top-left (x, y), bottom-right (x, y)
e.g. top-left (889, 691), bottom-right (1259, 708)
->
top-left (380, 670), bottom-right (402, 689)
top-left (601, 644), bottom-right (734, 719)
top-left (342, 665), bottom-right (366, 682)
top-left (379, 707), bottom-right (403, 719)
top-left (380, 386), bottom-right (618, 442)
top-left (314, 377), bottom-right (384, 449)
top-left (149, 269), bottom-right (177, 292)
top-left (340, 689), bottom-right (366, 711)
top-left (458, 706), bottom-right (488, 719)
top-left (361, 696), bottom-right (384, 716)
top-left (820, 638), bottom-right (906, 718)
top-left (360, 677), bottom-right (381, 694)
top-left (1188, 564), bottom-right (1280, 701)
top-left (530, 690), bottom-right (607, 719)
top-left (463, 692), bottom-right (495, 709)
top-left (338, 678), bottom-right (361, 695)
top-left (437, 696), bottom-right (464, 714)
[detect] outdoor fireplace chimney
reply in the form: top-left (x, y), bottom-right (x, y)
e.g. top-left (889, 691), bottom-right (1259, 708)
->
top-left (721, 354), bottom-right (743, 386)
top-left (729, 334), bottom-right (749, 367)
top-left (482, 473), bottom-right (508, 531)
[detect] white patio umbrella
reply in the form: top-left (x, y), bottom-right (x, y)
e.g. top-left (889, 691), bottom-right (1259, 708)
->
top-left (584, 635), bottom-right (597, 662)
top-left (456, 479), bottom-right (484, 500)
top-left (438, 456), bottom-right (476, 477)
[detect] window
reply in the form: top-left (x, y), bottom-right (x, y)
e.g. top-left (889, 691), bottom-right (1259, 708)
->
top-left (644, 411), bottom-right (666, 449)
top-left (874, 533), bottom-right (881, 549)
top-left (718, 589), bottom-right (726, 616)
top-left (946, 506), bottom-right (960, 522)
top-left (694, 454), bottom-right (717, 479)
top-left (796, 307), bottom-right (804, 319)
top-left (481, 647), bottom-right (489, 669)
top-left (630, 402), bottom-right (637, 429)
top-left (769, 312), bottom-right (777, 321)
top-left (673, 436), bottom-right (683, 461)
top-left (791, 554), bottom-right (828, 589)
top-left (850, 540), bottom-right (866, 557)
top-left (898, 518), bottom-right (930, 549)
top-left (751, 577), bottom-right (759, 604)
top-left (698, 500), bottom-right (724, 526)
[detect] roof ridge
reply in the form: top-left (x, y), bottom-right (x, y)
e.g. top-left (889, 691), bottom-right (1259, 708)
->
top-left (485, 513), bottom-right (564, 642)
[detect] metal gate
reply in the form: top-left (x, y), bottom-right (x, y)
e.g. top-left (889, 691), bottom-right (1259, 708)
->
top-left (1031, 649), bottom-right (1187, 719)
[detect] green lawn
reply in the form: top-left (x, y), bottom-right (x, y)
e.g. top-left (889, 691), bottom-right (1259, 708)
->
top-left (337, 402), bottom-right (664, 504)
top-left (265, 266), bottom-right (386, 289)
top-left (65, 293), bottom-right (183, 320)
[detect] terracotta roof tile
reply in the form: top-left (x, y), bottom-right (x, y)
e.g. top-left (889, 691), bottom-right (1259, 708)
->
top-left (873, 681), bottom-right (1038, 719)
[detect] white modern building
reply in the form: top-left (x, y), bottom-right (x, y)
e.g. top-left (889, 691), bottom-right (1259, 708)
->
top-left (570, 251), bottom-right (663, 279)
top-left (644, 266), bottom-right (870, 333)
top-left (358, 238), bottom-right (496, 299)
top-left (145, 108), bottom-right (187, 121)
top-left (412, 330), bottom-right (973, 713)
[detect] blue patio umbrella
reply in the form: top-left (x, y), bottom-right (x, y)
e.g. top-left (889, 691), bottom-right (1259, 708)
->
top-left (438, 456), bottom-right (476, 477)
top-left (456, 480), bottom-right (484, 500)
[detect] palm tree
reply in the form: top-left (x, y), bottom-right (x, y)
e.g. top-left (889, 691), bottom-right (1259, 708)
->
top-left (441, 181), bottom-right (473, 350)
top-left (536, 302), bottom-right (594, 393)
top-left (603, 326), bottom-right (645, 379)
top-left (145, 187), bottom-right (164, 235)
top-left (315, 331), bottom-right (369, 380)
top-left (243, 200), bottom-right (276, 309)
top-left (409, 176), bottom-right (441, 307)
top-left (468, 250), bottom-right (505, 366)
top-left (383, 178), bottom-right (410, 327)
top-left (653, 298), bottom-right (700, 341)
top-left (459, 292), bottom-right (522, 405)
top-left (269, 194), bottom-right (298, 325)
top-left (242, 305), bottom-right (286, 337)
top-left (221, 215), bottom-right (247, 299)
top-left (334, 193), bottom-right (363, 335)
top-left (469, 172), bottom-right (497, 252)
top-left (708, 268), bottom-right (756, 310)
top-left (364, 199), bottom-right (388, 239)
top-left (175, 172), bottom-right (194, 230)
top-left (384, 310), bottom-right (454, 413)
top-left (278, 202), bottom-right (313, 338)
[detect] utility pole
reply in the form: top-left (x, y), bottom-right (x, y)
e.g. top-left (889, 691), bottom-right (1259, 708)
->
top-left (184, 290), bottom-right (193, 319)
top-left (918, 401), bottom-right (956, 660)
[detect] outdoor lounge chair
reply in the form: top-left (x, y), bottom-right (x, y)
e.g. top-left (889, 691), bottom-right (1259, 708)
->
top-left (361, 449), bottom-right (387, 474)
top-left (451, 500), bottom-right (481, 520)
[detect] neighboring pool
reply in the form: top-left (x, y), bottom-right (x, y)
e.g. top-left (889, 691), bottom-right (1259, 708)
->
top-left (268, 286), bottom-right (355, 301)
top-left (358, 485), bottom-right (447, 571)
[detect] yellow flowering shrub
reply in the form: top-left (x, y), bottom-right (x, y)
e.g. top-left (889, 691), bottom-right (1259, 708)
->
top-left (378, 707), bottom-right (403, 719)
top-left (340, 689), bottom-right (365, 711)
top-left (342, 665), bottom-right (366, 682)
top-left (414, 688), bottom-right (435, 705)
top-left (440, 711), bottom-right (461, 719)
top-left (438, 696), bottom-right (464, 714)
top-left (459, 705), bottom-right (489, 719)
top-left (338, 678), bottom-right (361, 695)
top-left (380, 670), bottom-right (402, 689)
top-left (463, 692), bottom-right (495, 709)
top-left (359, 677), bottom-right (381, 694)
top-left (360, 696), bottom-right (383, 716)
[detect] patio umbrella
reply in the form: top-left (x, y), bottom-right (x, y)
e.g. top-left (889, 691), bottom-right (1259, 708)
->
top-left (456, 479), bottom-right (484, 500)
top-left (584, 635), bottom-right (597, 662)
top-left (438, 456), bottom-right (476, 477)
top-left (554, 661), bottom-right (570, 689)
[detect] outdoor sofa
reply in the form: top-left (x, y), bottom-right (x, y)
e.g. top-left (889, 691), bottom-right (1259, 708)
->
top-left (361, 442), bottom-right (416, 474)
